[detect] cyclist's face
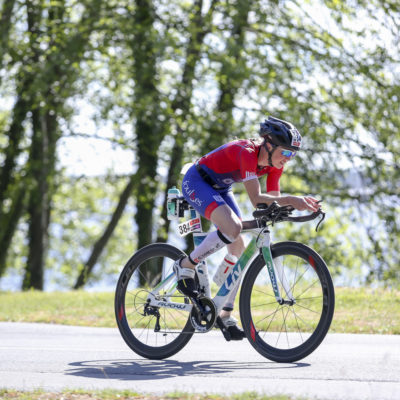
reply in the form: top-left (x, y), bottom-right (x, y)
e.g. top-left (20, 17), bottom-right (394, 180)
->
top-left (261, 144), bottom-right (295, 169)
top-left (272, 146), bottom-right (290, 169)
top-left (273, 146), bottom-right (296, 168)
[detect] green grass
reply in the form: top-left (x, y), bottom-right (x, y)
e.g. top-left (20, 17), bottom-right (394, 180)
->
top-left (0, 290), bottom-right (116, 327)
top-left (0, 287), bottom-right (399, 334)
top-left (0, 389), bottom-right (299, 400)
top-left (332, 287), bottom-right (400, 334)
top-left (0, 289), bottom-right (398, 400)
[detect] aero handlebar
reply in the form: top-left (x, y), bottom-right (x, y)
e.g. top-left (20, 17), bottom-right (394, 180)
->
top-left (242, 201), bottom-right (326, 231)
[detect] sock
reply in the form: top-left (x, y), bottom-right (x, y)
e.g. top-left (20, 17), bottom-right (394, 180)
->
top-left (189, 230), bottom-right (233, 264)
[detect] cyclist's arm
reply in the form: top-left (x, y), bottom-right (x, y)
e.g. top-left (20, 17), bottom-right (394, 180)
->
top-left (243, 179), bottom-right (320, 212)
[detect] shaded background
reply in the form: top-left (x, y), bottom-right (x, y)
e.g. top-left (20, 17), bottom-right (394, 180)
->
top-left (0, 0), bottom-right (399, 291)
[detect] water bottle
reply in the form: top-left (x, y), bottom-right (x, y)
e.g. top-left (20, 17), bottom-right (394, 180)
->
top-left (213, 253), bottom-right (238, 286)
top-left (167, 186), bottom-right (180, 220)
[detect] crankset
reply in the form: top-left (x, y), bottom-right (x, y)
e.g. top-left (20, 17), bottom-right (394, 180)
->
top-left (189, 296), bottom-right (217, 333)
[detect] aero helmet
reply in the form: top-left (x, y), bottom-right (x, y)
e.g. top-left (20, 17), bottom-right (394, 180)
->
top-left (259, 116), bottom-right (302, 151)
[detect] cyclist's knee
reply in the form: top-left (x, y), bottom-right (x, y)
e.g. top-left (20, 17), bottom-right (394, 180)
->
top-left (231, 220), bottom-right (242, 239)
top-left (211, 205), bottom-right (242, 241)
top-left (221, 220), bottom-right (242, 242)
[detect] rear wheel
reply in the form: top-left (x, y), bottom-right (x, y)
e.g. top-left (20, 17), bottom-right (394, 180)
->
top-left (115, 243), bottom-right (194, 359)
top-left (240, 241), bottom-right (335, 362)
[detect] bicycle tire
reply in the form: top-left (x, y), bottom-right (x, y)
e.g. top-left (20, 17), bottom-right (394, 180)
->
top-left (239, 241), bottom-right (335, 363)
top-left (115, 243), bottom-right (194, 359)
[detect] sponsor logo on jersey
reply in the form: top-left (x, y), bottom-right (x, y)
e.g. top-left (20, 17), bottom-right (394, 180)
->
top-left (182, 180), bottom-right (203, 207)
top-left (244, 171), bottom-right (256, 180)
top-left (213, 195), bottom-right (223, 202)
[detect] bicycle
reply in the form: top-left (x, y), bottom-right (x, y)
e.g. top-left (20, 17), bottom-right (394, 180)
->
top-left (115, 196), bottom-right (334, 363)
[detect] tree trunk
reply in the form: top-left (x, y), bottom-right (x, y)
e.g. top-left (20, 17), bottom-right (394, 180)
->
top-left (23, 109), bottom-right (52, 290)
top-left (0, 186), bottom-right (27, 276)
top-left (156, 0), bottom-right (218, 243)
top-left (0, 0), bottom-right (41, 278)
top-left (21, 0), bottom-right (104, 289)
top-left (73, 174), bottom-right (137, 289)
top-left (0, 0), bottom-right (16, 71)
top-left (131, 0), bottom-right (165, 284)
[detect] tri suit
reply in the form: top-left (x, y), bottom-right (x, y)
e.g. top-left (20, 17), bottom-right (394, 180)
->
top-left (182, 139), bottom-right (283, 220)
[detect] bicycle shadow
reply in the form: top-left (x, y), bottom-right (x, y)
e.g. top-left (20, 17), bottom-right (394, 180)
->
top-left (66, 358), bottom-right (310, 381)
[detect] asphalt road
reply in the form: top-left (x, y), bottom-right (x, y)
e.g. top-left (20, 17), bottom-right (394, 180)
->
top-left (0, 322), bottom-right (399, 399)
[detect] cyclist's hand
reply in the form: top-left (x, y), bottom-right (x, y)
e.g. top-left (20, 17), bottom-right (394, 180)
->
top-left (288, 196), bottom-right (321, 212)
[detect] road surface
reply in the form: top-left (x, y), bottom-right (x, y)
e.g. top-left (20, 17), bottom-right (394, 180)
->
top-left (0, 322), bottom-right (399, 399)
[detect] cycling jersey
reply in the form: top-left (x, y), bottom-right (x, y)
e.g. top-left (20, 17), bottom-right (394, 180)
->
top-left (198, 139), bottom-right (283, 191)
top-left (182, 139), bottom-right (284, 220)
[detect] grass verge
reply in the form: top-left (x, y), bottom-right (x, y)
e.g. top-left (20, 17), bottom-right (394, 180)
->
top-left (0, 287), bottom-right (399, 334)
top-left (0, 389), bottom-right (298, 400)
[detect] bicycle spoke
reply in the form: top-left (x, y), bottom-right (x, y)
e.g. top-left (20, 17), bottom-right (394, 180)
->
top-left (163, 308), bottom-right (188, 332)
top-left (291, 257), bottom-right (300, 295)
top-left (135, 315), bottom-right (154, 340)
top-left (290, 264), bottom-right (310, 296)
top-left (253, 286), bottom-right (276, 298)
top-left (290, 308), bottom-right (318, 332)
top-left (257, 304), bottom-right (281, 333)
top-left (161, 309), bottom-right (179, 339)
top-left (251, 299), bottom-right (281, 308)
top-left (275, 307), bottom-right (290, 348)
top-left (294, 278), bottom-right (321, 300)
top-left (291, 306), bottom-right (304, 343)
top-left (294, 302), bottom-right (321, 315)
top-left (296, 295), bottom-right (323, 302)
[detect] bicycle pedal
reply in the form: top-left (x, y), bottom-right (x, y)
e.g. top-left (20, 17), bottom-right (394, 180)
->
top-left (215, 316), bottom-right (232, 341)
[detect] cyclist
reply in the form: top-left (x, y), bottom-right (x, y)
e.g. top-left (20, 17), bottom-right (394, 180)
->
top-left (174, 116), bottom-right (321, 339)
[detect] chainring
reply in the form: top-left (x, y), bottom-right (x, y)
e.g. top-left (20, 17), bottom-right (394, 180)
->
top-left (189, 297), bottom-right (217, 333)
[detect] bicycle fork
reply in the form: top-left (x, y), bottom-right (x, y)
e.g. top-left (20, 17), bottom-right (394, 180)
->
top-left (258, 229), bottom-right (295, 305)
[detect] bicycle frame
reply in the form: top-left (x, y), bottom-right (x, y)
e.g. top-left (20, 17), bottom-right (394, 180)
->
top-left (146, 206), bottom-right (295, 315)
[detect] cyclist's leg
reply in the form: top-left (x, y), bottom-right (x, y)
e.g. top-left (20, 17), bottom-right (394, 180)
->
top-left (175, 166), bottom-right (241, 296)
top-left (179, 167), bottom-right (241, 268)
top-left (224, 190), bottom-right (246, 257)
top-left (190, 188), bottom-right (243, 265)
top-left (179, 205), bottom-right (241, 268)
top-left (220, 190), bottom-right (245, 313)
top-left (214, 191), bottom-right (245, 339)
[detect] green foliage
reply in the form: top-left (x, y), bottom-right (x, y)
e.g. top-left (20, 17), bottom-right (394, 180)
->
top-left (0, 0), bottom-right (399, 289)
top-left (48, 175), bottom-right (137, 288)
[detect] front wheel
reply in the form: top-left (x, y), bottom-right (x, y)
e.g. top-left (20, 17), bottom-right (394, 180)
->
top-left (239, 241), bottom-right (335, 363)
top-left (115, 243), bottom-right (194, 359)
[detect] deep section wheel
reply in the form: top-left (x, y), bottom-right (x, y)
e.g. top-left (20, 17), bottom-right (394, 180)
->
top-left (115, 243), bottom-right (194, 359)
top-left (240, 241), bottom-right (335, 362)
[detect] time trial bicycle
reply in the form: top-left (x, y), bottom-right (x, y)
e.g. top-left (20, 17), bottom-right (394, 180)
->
top-left (115, 197), bottom-right (334, 363)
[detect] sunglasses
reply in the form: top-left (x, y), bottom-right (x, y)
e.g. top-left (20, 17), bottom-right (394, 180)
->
top-left (281, 149), bottom-right (297, 158)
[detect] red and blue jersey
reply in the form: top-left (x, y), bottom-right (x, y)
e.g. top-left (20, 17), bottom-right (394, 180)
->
top-left (197, 139), bottom-right (283, 192)
top-left (181, 139), bottom-right (284, 220)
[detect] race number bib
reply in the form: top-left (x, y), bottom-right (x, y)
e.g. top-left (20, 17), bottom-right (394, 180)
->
top-left (177, 217), bottom-right (201, 237)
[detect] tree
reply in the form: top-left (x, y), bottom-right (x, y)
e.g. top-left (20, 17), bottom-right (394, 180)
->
top-left (1, 0), bottom-right (399, 290)
top-left (73, 0), bottom-right (400, 287)
top-left (0, 0), bottom-right (107, 289)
